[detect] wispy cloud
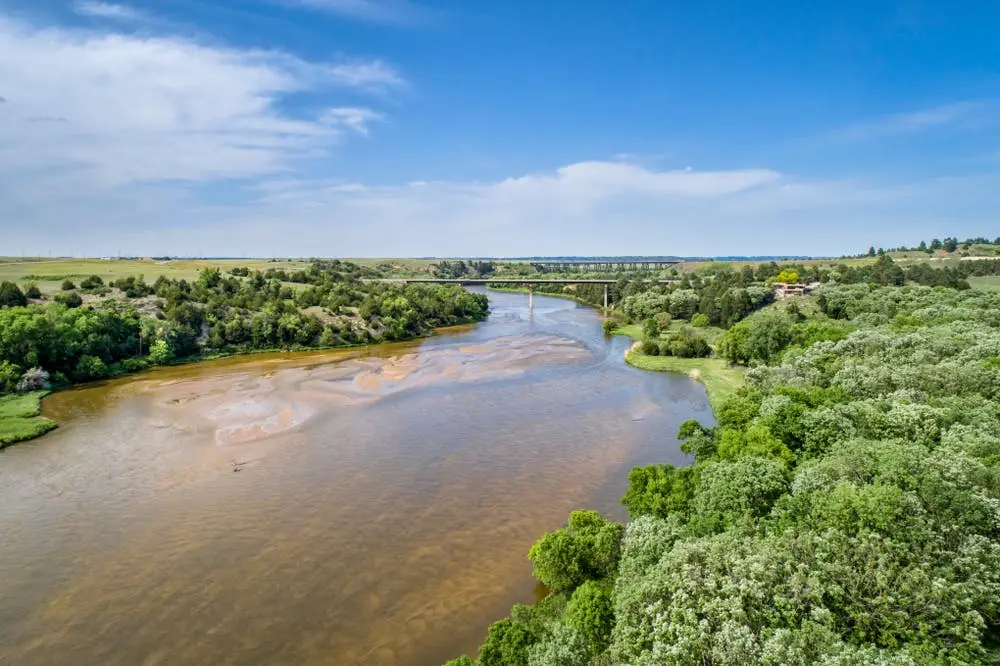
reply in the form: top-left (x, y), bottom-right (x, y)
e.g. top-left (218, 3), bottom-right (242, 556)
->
top-left (74, 1), bottom-right (148, 22)
top-left (826, 100), bottom-right (998, 143)
top-left (278, 0), bottom-right (435, 26)
top-left (0, 15), bottom-right (401, 188)
top-left (320, 107), bottom-right (383, 135)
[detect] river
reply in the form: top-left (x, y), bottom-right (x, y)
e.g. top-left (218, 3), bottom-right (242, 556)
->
top-left (0, 289), bottom-right (711, 666)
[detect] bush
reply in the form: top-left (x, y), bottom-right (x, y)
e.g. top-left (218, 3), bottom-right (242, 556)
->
top-left (0, 281), bottom-right (27, 308)
top-left (24, 283), bottom-right (42, 299)
top-left (642, 317), bottom-right (660, 338)
top-left (690, 313), bottom-right (710, 327)
top-left (16, 367), bottom-right (50, 393)
top-left (639, 339), bottom-right (659, 356)
top-left (602, 319), bottom-right (616, 335)
top-left (0, 361), bottom-right (22, 393)
top-left (79, 275), bottom-right (104, 290)
top-left (74, 355), bottom-right (108, 380)
top-left (61, 279), bottom-right (76, 291)
top-left (120, 358), bottom-right (150, 373)
top-left (55, 291), bottom-right (83, 308)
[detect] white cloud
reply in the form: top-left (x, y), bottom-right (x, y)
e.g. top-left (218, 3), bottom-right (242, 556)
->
top-left (0, 16), bottom-right (400, 187)
top-left (74, 2), bottom-right (148, 22)
top-left (320, 107), bottom-right (384, 135)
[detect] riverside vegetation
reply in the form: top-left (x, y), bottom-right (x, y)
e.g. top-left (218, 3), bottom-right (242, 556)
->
top-left (0, 260), bottom-right (488, 446)
top-left (445, 251), bottom-right (1000, 665)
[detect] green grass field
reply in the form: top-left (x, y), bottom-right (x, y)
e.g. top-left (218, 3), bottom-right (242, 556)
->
top-left (612, 322), bottom-right (743, 410)
top-left (0, 392), bottom-right (57, 448)
top-left (970, 276), bottom-right (1000, 292)
top-left (0, 257), bottom-right (447, 295)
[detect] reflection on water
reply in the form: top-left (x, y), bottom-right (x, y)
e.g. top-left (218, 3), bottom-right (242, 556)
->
top-left (0, 289), bottom-right (711, 666)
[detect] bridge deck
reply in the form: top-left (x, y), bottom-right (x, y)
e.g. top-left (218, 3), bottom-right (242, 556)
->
top-left (386, 278), bottom-right (677, 285)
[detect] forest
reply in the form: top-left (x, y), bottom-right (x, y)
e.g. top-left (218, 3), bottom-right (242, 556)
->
top-left (0, 260), bottom-right (488, 396)
top-left (446, 275), bottom-right (1000, 664)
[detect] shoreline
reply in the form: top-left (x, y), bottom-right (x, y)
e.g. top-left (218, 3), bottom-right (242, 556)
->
top-left (1, 319), bottom-right (486, 449)
top-left (614, 327), bottom-right (743, 412)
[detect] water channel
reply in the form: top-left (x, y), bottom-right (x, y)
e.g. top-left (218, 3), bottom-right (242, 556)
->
top-left (0, 289), bottom-right (711, 665)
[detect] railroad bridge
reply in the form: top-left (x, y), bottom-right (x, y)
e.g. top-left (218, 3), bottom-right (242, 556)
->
top-left (385, 278), bottom-right (677, 310)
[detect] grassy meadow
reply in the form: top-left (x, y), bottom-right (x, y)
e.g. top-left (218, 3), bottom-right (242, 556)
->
top-left (0, 391), bottom-right (57, 448)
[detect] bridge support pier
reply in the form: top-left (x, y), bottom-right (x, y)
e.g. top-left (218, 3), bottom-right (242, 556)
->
top-left (603, 284), bottom-right (608, 310)
top-left (528, 285), bottom-right (534, 312)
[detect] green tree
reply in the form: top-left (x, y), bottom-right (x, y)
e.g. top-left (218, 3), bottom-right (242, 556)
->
top-left (528, 511), bottom-right (623, 593)
top-left (0, 360), bottom-right (21, 393)
top-left (0, 281), bottom-right (27, 307)
top-left (61, 279), bottom-right (76, 291)
top-left (55, 291), bottom-right (83, 308)
top-left (690, 313), bottom-right (709, 327)
top-left (74, 355), bottom-right (108, 380)
top-left (566, 580), bottom-right (614, 654)
top-left (24, 283), bottom-right (42, 299)
top-left (148, 339), bottom-right (173, 365)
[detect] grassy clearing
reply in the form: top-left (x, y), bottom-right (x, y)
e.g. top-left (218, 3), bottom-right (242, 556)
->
top-left (612, 322), bottom-right (744, 410)
top-left (624, 351), bottom-right (744, 411)
top-left (0, 392), bottom-right (57, 448)
top-left (970, 276), bottom-right (1000, 292)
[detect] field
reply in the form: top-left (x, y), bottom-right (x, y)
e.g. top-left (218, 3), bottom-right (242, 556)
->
top-left (0, 257), bottom-right (443, 295)
top-left (970, 276), bottom-right (1000, 292)
top-left (0, 392), bottom-right (57, 448)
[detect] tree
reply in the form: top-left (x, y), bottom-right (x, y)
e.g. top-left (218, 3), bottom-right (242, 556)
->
top-left (690, 313), bottom-right (709, 327)
top-left (0, 281), bottom-right (27, 307)
top-left (566, 580), bottom-right (615, 655)
top-left (602, 319), bottom-right (616, 335)
top-left (74, 355), bottom-right (108, 380)
top-left (943, 237), bottom-right (959, 253)
top-left (775, 269), bottom-right (800, 284)
top-left (930, 238), bottom-right (943, 250)
top-left (24, 283), bottom-right (42, 299)
top-left (528, 511), bottom-right (623, 593)
top-left (61, 279), bottom-right (76, 291)
top-left (148, 339), bottom-right (173, 365)
top-left (867, 246), bottom-right (876, 257)
top-left (918, 240), bottom-right (927, 252)
top-left (0, 360), bottom-right (21, 393)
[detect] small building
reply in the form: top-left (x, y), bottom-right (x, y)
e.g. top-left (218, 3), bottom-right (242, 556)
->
top-left (774, 282), bottom-right (818, 298)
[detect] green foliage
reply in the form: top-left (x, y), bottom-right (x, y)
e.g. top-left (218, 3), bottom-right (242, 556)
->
top-left (79, 274), bottom-right (104, 290)
top-left (148, 339), bottom-right (173, 365)
top-left (23, 283), bottom-right (42, 299)
top-left (527, 510), bottom-right (623, 593)
top-left (622, 464), bottom-right (697, 520)
top-left (642, 317), bottom-right (659, 338)
top-left (718, 311), bottom-right (792, 365)
top-left (690, 312), bottom-right (709, 327)
top-left (55, 291), bottom-right (83, 308)
top-left (0, 360), bottom-right (20, 393)
top-left (0, 281), bottom-right (27, 308)
top-left (602, 319), bottom-right (615, 335)
top-left (74, 355), bottom-right (108, 380)
top-left (61, 279), bottom-right (76, 291)
top-left (775, 269), bottom-right (800, 283)
top-left (566, 580), bottom-right (614, 655)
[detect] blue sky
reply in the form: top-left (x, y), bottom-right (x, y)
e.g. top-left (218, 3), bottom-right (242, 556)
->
top-left (1, 0), bottom-right (999, 257)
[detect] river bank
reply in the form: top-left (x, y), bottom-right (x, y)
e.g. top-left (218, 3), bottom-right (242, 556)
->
top-left (0, 323), bottom-right (484, 449)
top-left (613, 323), bottom-right (744, 410)
top-left (0, 391), bottom-right (56, 449)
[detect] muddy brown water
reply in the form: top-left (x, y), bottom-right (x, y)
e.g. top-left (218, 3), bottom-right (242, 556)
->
top-left (0, 289), bottom-right (711, 666)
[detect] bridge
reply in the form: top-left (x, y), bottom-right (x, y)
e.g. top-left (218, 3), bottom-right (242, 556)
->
top-left (384, 278), bottom-right (677, 310)
top-left (529, 259), bottom-right (680, 273)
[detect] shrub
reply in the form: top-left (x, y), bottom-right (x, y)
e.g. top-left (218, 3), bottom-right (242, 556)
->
top-left (16, 367), bottom-right (50, 393)
top-left (566, 580), bottom-right (614, 654)
top-left (639, 340), bottom-right (660, 356)
top-left (148, 339), bottom-right (174, 365)
top-left (690, 313), bottom-right (710, 327)
top-left (0, 281), bottom-right (27, 308)
top-left (74, 355), bottom-right (108, 380)
top-left (24, 283), bottom-right (42, 299)
top-left (55, 291), bottom-right (83, 308)
top-left (602, 319), bottom-right (616, 335)
top-left (79, 275), bottom-right (104, 290)
top-left (0, 360), bottom-right (22, 393)
top-left (642, 317), bottom-right (660, 338)
top-left (61, 279), bottom-right (76, 291)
